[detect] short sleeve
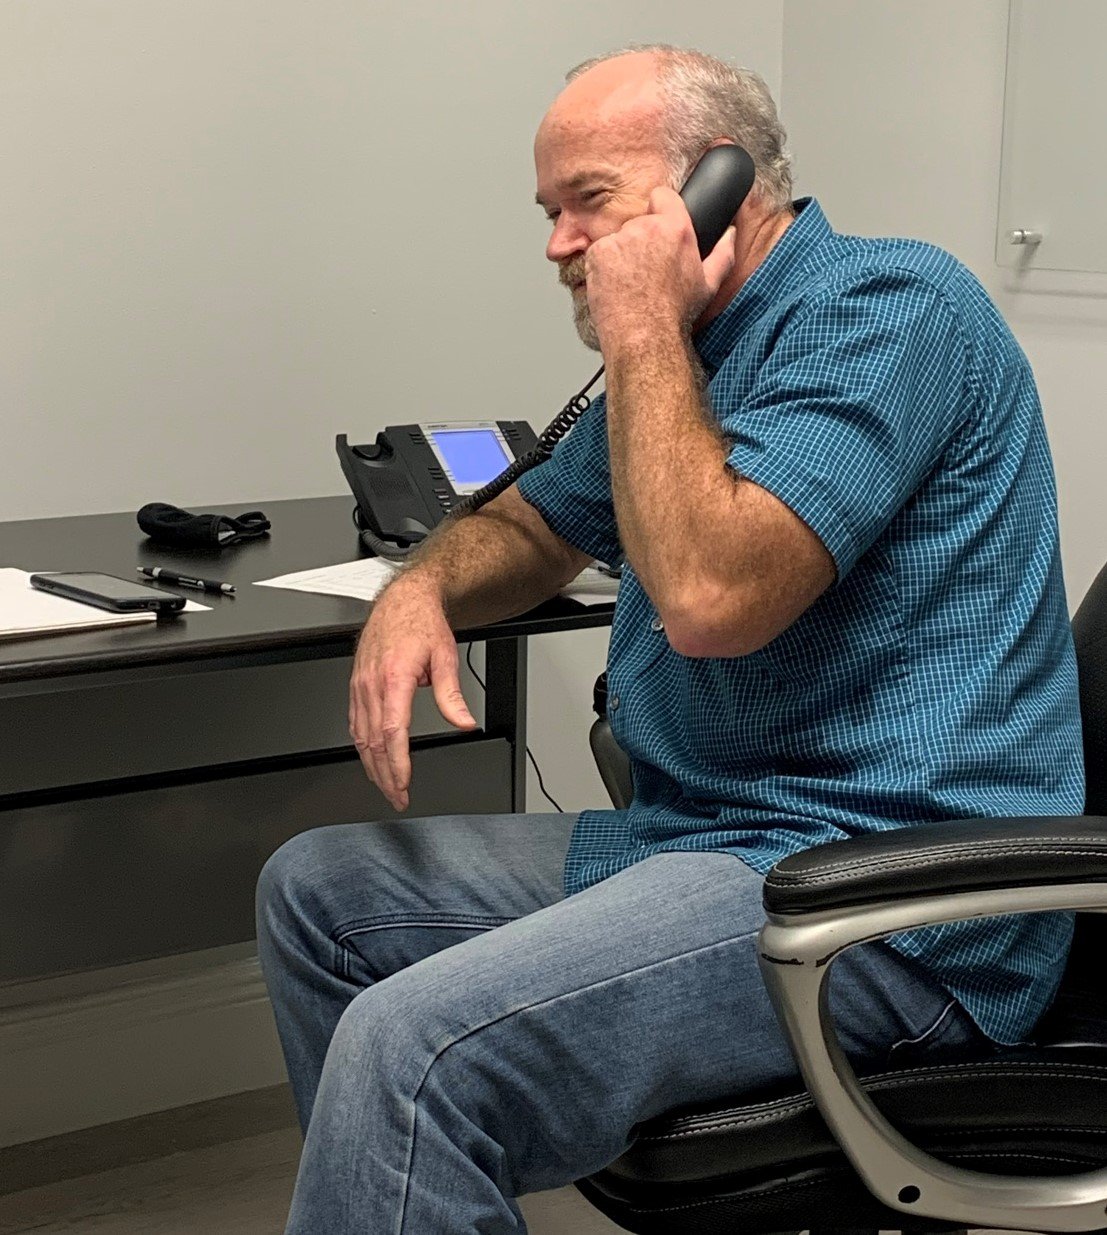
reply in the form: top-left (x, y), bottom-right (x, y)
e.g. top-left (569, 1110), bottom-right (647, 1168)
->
top-left (516, 390), bottom-right (621, 567)
top-left (722, 270), bottom-right (969, 579)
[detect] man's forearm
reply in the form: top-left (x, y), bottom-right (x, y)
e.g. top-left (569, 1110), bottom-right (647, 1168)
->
top-left (382, 486), bottom-right (587, 629)
top-left (605, 327), bottom-right (739, 618)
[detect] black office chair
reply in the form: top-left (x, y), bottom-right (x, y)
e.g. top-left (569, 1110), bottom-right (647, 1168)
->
top-left (578, 560), bottom-right (1107, 1234)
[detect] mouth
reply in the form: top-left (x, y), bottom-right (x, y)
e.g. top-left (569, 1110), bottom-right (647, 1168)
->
top-left (559, 265), bottom-right (586, 293)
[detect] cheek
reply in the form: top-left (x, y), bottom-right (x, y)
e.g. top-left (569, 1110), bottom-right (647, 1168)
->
top-left (589, 205), bottom-right (634, 241)
top-left (597, 192), bottom-right (652, 236)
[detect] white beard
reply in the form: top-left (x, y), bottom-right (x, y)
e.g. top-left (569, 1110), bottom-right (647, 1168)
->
top-left (571, 286), bottom-right (601, 352)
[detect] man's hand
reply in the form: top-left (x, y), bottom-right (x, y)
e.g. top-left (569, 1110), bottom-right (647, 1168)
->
top-left (584, 186), bottom-right (736, 353)
top-left (348, 574), bottom-right (477, 811)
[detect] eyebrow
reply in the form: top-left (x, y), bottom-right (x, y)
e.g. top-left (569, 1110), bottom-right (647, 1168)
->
top-left (534, 171), bottom-right (610, 206)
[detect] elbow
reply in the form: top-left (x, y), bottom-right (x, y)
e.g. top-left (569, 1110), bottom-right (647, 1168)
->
top-left (660, 587), bottom-right (770, 659)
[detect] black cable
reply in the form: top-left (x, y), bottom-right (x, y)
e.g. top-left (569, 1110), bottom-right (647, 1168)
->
top-left (464, 643), bottom-right (564, 813)
top-left (449, 364), bottom-right (605, 520)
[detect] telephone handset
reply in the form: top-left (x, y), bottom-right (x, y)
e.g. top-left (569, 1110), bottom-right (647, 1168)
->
top-left (338, 145), bottom-right (755, 559)
top-left (677, 143), bottom-right (758, 256)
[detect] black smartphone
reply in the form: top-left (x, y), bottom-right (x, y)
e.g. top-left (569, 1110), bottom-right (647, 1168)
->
top-left (29, 571), bottom-right (187, 615)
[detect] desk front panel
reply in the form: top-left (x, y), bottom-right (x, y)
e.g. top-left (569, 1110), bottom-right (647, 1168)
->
top-left (0, 656), bottom-right (481, 799)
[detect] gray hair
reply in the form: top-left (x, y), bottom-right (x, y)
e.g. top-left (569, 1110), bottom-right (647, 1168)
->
top-left (566, 45), bottom-right (793, 211)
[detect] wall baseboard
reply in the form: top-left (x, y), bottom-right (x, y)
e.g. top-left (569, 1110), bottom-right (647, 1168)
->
top-left (0, 951), bottom-right (288, 1148)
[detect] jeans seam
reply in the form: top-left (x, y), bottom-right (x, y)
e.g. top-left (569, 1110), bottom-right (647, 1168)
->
top-left (396, 927), bottom-right (761, 1231)
top-left (889, 998), bottom-right (958, 1053)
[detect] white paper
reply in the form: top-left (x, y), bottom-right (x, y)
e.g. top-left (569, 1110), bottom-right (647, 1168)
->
top-left (253, 559), bottom-right (619, 607)
top-left (557, 566), bottom-right (620, 606)
top-left (0, 568), bottom-right (208, 640)
top-left (253, 558), bottom-right (400, 602)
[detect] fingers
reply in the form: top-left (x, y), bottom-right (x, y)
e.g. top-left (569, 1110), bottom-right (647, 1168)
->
top-left (368, 674), bottom-right (406, 809)
top-left (349, 664), bottom-right (401, 809)
top-left (349, 638), bottom-right (476, 814)
top-left (379, 668), bottom-right (417, 811)
top-left (430, 644), bottom-right (478, 730)
top-left (647, 184), bottom-right (683, 217)
top-left (702, 224), bottom-right (737, 293)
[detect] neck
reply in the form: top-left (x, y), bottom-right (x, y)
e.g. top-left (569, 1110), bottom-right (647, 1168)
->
top-left (696, 200), bottom-right (795, 332)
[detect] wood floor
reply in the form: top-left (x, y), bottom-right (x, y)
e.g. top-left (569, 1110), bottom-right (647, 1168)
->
top-left (0, 1090), bottom-right (623, 1234)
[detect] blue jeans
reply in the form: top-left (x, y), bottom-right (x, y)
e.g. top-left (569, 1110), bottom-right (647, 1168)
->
top-left (256, 812), bottom-right (985, 1234)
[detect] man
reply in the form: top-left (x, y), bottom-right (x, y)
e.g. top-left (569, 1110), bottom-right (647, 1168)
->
top-left (257, 45), bottom-right (1083, 1233)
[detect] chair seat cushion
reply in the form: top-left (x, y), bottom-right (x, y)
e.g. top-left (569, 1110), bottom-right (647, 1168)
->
top-left (583, 1047), bottom-right (1107, 1230)
top-left (604, 1047), bottom-right (1107, 1184)
top-left (580, 1048), bottom-right (1107, 1234)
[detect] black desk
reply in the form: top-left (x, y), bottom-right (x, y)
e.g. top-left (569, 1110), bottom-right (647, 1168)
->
top-left (0, 497), bottom-right (613, 983)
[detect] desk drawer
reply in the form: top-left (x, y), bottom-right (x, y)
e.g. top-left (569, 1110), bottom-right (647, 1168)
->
top-left (0, 736), bottom-right (512, 984)
top-left (0, 655), bottom-right (484, 797)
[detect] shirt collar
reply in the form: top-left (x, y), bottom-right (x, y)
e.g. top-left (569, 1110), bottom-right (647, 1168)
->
top-left (694, 197), bottom-right (833, 378)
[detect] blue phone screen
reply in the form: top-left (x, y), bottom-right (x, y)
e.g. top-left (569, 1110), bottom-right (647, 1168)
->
top-left (430, 429), bottom-right (511, 484)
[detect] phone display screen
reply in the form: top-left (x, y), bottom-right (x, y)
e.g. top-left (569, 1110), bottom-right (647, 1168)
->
top-left (428, 428), bottom-right (511, 488)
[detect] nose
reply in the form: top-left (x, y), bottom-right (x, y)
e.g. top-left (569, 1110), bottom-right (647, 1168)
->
top-left (546, 211), bottom-right (589, 265)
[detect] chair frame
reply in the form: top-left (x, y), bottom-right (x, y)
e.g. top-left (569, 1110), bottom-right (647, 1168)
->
top-left (761, 878), bottom-right (1107, 1231)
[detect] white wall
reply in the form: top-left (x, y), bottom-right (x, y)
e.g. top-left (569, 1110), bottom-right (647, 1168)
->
top-left (780, 0), bottom-right (1107, 608)
top-left (1, 0), bottom-right (781, 522)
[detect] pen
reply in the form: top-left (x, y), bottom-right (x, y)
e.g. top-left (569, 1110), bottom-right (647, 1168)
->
top-left (137, 566), bottom-right (236, 595)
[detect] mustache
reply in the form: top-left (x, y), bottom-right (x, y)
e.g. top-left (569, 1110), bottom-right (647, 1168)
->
top-left (558, 257), bottom-right (587, 289)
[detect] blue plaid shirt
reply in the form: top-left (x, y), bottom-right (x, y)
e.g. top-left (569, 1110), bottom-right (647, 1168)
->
top-left (517, 197), bottom-right (1084, 1045)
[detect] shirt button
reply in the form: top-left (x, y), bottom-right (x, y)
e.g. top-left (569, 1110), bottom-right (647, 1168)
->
top-left (650, 616), bottom-right (665, 633)
top-left (610, 695), bottom-right (620, 712)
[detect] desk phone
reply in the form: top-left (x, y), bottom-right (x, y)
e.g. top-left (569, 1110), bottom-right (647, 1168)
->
top-left (336, 421), bottom-right (538, 559)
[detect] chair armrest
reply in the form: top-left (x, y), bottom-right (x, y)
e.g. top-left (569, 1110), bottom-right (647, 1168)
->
top-left (763, 815), bottom-right (1107, 915)
top-left (757, 814), bottom-right (1107, 1233)
top-left (588, 716), bottom-right (633, 810)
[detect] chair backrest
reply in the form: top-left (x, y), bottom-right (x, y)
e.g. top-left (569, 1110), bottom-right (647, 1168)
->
top-left (1037, 561), bottom-right (1107, 1043)
top-left (589, 672), bottom-right (634, 810)
top-left (1073, 560), bottom-right (1107, 814)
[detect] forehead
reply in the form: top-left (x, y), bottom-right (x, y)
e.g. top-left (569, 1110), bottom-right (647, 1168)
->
top-left (534, 57), bottom-right (668, 186)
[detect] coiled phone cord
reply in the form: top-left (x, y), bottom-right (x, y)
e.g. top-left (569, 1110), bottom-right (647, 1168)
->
top-left (353, 512), bottom-right (419, 562)
top-left (448, 364), bottom-right (606, 521)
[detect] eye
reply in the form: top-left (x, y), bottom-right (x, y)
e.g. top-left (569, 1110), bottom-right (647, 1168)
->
top-left (544, 207), bottom-right (561, 223)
